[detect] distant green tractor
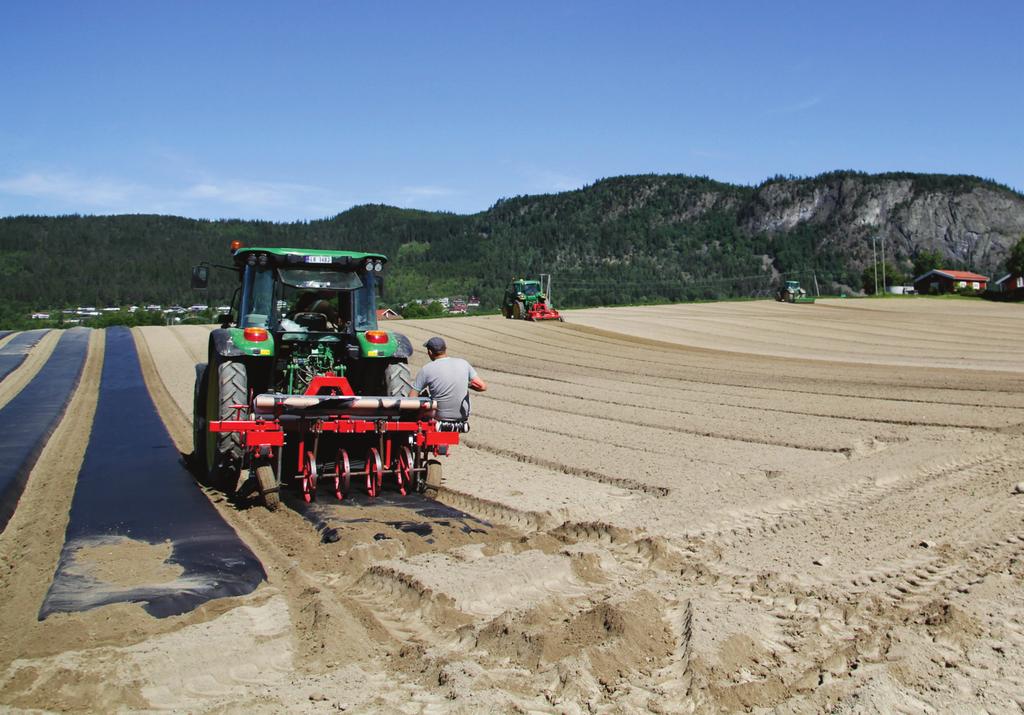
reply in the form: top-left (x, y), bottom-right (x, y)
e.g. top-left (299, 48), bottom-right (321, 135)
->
top-left (775, 280), bottom-right (816, 304)
top-left (501, 278), bottom-right (563, 321)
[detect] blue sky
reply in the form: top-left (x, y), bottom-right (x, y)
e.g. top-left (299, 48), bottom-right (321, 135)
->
top-left (1, 1), bottom-right (1021, 220)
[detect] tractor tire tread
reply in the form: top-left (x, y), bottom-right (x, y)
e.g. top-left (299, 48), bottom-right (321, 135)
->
top-left (385, 361), bottom-right (414, 397)
top-left (208, 360), bottom-right (247, 490)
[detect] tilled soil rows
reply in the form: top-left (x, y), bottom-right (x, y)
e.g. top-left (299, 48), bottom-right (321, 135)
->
top-left (1, 298), bottom-right (1022, 712)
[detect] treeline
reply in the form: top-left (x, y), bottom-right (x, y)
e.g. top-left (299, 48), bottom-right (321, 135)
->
top-left (0, 172), bottom-right (1017, 329)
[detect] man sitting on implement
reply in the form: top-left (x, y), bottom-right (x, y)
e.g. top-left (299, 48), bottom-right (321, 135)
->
top-left (410, 336), bottom-right (487, 432)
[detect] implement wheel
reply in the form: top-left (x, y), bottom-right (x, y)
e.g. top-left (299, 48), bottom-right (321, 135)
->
top-left (425, 458), bottom-right (442, 497)
top-left (205, 360), bottom-right (247, 491)
top-left (256, 463), bottom-right (279, 511)
top-left (394, 445), bottom-right (414, 496)
top-left (334, 449), bottom-right (351, 501)
top-left (365, 447), bottom-right (383, 498)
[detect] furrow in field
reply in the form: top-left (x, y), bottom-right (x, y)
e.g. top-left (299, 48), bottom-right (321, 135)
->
top-left (400, 319), bottom-right (1024, 415)
top-left (476, 367), bottom-right (995, 441)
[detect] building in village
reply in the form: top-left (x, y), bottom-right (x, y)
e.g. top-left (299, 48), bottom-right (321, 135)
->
top-left (912, 269), bottom-right (989, 295)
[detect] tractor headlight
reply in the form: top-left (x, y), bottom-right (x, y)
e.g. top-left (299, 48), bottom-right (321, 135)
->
top-left (258, 253), bottom-right (268, 266)
top-left (517, 292), bottom-right (525, 298)
top-left (374, 260), bottom-right (383, 272)
top-left (246, 254), bottom-right (257, 266)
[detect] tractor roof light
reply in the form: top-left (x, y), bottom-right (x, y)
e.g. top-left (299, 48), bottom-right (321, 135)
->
top-left (246, 254), bottom-right (257, 266)
top-left (258, 253), bottom-right (269, 266)
top-left (365, 330), bottom-right (389, 344)
top-left (374, 260), bottom-right (383, 272)
top-left (243, 327), bottom-right (269, 342)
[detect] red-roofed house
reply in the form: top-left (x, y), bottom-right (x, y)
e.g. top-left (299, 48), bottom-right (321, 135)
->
top-left (912, 269), bottom-right (989, 295)
top-left (376, 307), bottom-right (402, 320)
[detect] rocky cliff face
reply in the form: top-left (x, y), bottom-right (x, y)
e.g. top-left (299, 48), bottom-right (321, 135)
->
top-left (742, 174), bottom-right (1024, 277)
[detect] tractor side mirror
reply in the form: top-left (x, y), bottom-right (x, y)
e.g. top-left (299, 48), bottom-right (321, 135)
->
top-left (218, 313), bottom-right (232, 328)
top-left (191, 264), bottom-right (210, 290)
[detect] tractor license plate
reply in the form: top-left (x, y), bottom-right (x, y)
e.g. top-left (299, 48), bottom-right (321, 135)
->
top-left (304, 255), bottom-right (331, 264)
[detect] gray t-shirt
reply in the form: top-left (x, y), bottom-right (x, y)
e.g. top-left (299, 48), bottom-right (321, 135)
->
top-left (413, 357), bottom-right (477, 421)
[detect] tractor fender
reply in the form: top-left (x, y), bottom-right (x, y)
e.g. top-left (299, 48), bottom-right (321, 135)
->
top-left (392, 332), bottom-right (414, 359)
top-left (209, 328), bottom-right (247, 359)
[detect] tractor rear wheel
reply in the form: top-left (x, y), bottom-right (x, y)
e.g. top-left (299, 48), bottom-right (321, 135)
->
top-left (256, 463), bottom-right (279, 511)
top-left (205, 360), bottom-right (247, 491)
top-left (385, 362), bottom-right (413, 397)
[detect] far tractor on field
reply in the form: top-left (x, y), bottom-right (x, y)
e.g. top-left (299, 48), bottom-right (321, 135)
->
top-left (501, 277), bottom-right (563, 321)
top-left (775, 279), bottom-right (815, 304)
top-left (190, 243), bottom-right (459, 510)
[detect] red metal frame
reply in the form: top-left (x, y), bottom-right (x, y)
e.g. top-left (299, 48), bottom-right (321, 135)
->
top-left (208, 373), bottom-right (458, 499)
top-left (526, 300), bottom-right (561, 321)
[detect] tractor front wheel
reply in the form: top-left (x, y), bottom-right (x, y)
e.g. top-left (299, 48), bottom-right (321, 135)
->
top-left (205, 360), bottom-right (248, 491)
top-left (512, 301), bottom-right (525, 320)
top-left (192, 363), bottom-right (208, 470)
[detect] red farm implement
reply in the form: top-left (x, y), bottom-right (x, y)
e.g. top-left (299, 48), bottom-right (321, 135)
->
top-left (209, 375), bottom-right (458, 506)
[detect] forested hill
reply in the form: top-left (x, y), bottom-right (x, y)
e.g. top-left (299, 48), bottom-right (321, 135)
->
top-left (2, 171), bottom-right (1022, 319)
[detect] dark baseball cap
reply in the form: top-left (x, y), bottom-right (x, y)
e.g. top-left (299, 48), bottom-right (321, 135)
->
top-left (424, 336), bottom-right (446, 353)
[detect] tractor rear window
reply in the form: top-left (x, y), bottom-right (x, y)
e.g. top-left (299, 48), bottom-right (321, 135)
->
top-left (278, 269), bottom-right (363, 291)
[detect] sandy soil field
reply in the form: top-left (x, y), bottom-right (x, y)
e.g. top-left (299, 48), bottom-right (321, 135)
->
top-left (0, 298), bottom-right (1022, 713)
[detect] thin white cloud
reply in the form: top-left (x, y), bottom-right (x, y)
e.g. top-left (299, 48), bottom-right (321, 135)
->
top-left (0, 170), bottom-right (354, 220)
top-left (183, 179), bottom-right (340, 209)
top-left (0, 169), bottom-right (470, 219)
top-left (503, 162), bottom-right (584, 194)
top-left (0, 172), bottom-right (139, 207)
top-left (766, 96), bottom-right (822, 115)
top-left (399, 185), bottom-right (457, 198)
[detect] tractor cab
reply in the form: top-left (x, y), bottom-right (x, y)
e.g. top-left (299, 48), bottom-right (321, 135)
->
top-left (513, 280), bottom-right (544, 299)
top-left (207, 247), bottom-right (408, 396)
top-left (236, 252), bottom-right (382, 337)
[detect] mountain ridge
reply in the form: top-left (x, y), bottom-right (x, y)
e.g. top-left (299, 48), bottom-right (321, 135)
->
top-left (1, 171), bottom-right (1021, 326)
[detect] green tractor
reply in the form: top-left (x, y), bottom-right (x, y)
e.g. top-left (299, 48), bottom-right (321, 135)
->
top-left (191, 244), bottom-right (439, 509)
top-left (775, 280), bottom-right (816, 304)
top-left (501, 278), bottom-right (562, 321)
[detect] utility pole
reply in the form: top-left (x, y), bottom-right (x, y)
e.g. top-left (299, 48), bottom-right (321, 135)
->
top-left (880, 234), bottom-right (887, 295)
top-left (540, 273), bottom-right (552, 307)
top-left (872, 237), bottom-right (879, 295)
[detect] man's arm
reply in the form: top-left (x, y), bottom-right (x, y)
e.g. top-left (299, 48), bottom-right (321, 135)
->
top-left (469, 376), bottom-right (487, 392)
